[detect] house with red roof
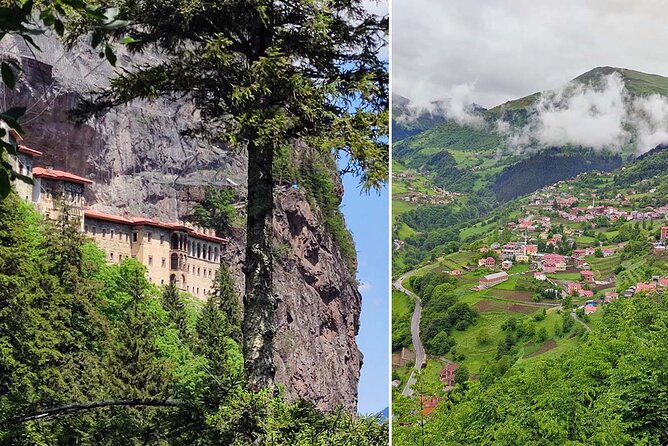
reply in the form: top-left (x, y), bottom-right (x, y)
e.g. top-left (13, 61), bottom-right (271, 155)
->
top-left (543, 253), bottom-right (566, 271)
top-left (584, 304), bottom-right (598, 315)
top-left (581, 270), bottom-right (594, 283)
top-left (420, 396), bottom-right (440, 416)
top-left (636, 282), bottom-right (657, 294)
top-left (568, 282), bottom-right (583, 295)
top-left (440, 363), bottom-right (460, 389)
top-left (478, 256), bottom-right (496, 268)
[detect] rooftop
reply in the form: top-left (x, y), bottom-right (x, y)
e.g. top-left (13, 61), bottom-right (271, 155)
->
top-left (18, 145), bottom-right (42, 157)
top-left (33, 167), bottom-right (93, 185)
top-left (84, 209), bottom-right (227, 243)
top-left (483, 272), bottom-right (509, 281)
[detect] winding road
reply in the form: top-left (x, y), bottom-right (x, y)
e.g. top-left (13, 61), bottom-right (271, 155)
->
top-left (393, 271), bottom-right (424, 397)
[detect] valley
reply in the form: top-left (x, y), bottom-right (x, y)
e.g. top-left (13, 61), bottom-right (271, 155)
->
top-left (392, 67), bottom-right (668, 440)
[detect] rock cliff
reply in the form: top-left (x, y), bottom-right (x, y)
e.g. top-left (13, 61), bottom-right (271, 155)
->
top-left (0, 33), bottom-right (362, 412)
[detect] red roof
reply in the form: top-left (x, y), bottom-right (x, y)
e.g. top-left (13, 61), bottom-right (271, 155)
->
top-left (8, 128), bottom-right (23, 142)
top-left (33, 167), bottom-right (93, 185)
top-left (582, 270), bottom-right (593, 276)
top-left (84, 209), bottom-right (227, 243)
top-left (18, 145), bottom-right (42, 157)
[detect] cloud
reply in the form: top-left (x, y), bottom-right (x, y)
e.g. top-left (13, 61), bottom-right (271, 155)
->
top-left (497, 73), bottom-right (668, 154)
top-left (393, 0), bottom-right (668, 109)
top-left (395, 82), bottom-right (483, 127)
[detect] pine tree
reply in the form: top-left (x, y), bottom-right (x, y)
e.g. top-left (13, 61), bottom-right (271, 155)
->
top-left (76, 0), bottom-right (388, 389)
top-left (210, 263), bottom-right (242, 344)
top-left (161, 283), bottom-right (191, 344)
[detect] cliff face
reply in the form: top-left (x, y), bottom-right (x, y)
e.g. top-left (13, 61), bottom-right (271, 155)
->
top-left (0, 34), bottom-right (362, 412)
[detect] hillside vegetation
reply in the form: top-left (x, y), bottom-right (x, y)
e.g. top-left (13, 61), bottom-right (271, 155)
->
top-left (0, 193), bottom-right (386, 444)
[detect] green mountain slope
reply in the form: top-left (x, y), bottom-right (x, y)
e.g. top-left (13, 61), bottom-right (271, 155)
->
top-left (393, 67), bottom-right (668, 205)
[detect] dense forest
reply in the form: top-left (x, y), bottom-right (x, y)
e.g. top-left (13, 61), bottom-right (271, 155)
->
top-left (492, 148), bottom-right (623, 202)
top-left (0, 193), bottom-right (386, 444)
top-left (394, 296), bottom-right (668, 445)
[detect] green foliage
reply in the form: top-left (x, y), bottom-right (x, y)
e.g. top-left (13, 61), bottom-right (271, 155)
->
top-left (411, 272), bottom-right (477, 354)
top-left (0, 193), bottom-right (386, 443)
top-left (299, 151), bottom-right (357, 273)
top-left (395, 298), bottom-right (668, 445)
top-left (191, 186), bottom-right (239, 234)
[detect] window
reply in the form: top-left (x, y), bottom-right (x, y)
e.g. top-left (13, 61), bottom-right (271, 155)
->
top-left (197, 267), bottom-right (201, 276)
top-left (147, 232), bottom-right (152, 242)
top-left (160, 234), bottom-right (164, 244)
top-left (162, 258), bottom-right (166, 268)
top-left (109, 252), bottom-right (114, 261)
top-left (84, 225), bottom-right (89, 232)
top-left (125, 233), bottom-right (129, 241)
top-left (110, 229), bottom-right (115, 238)
top-left (161, 279), bottom-right (164, 285)
top-left (102, 228), bottom-right (106, 237)
top-left (132, 232), bottom-right (138, 242)
top-left (119, 254), bottom-right (123, 261)
top-left (148, 256), bottom-right (153, 266)
top-left (209, 270), bottom-right (212, 278)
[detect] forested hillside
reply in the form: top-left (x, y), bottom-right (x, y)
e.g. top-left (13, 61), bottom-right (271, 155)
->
top-left (0, 193), bottom-right (386, 444)
top-left (394, 297), bottom-right (668, 445)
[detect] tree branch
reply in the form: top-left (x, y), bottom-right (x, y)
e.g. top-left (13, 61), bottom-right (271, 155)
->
top-left (17, 399), bottom-right (183, 422)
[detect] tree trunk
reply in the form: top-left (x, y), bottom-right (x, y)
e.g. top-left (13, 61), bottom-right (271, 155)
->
top-left (242, 141), bottom-right (277, 389)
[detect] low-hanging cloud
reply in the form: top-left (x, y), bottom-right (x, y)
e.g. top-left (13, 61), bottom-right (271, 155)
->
top-left (395, 82), bottom-right (483, 127)
top-left (497, 73), bottom-right (668, 154)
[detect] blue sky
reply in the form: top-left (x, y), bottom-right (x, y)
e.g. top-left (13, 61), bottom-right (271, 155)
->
top-left (339, 170), bottom-right (389, 415)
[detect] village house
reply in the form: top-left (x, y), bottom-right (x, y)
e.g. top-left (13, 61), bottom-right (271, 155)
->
top-left (572, 249), bottom-right (586, 259)
top-left (440, 363), bottom-right (460, 389)
top-left (662, 226), bottom-right (668, 241)
top-left (584, 303), bottom-right (598, 315)
top-left (568, 282), bottom-right (583, 295)
top-left (420, 396), bottom-right (440, 416)
top-left (450, 269), bottom-right (462, 276)
top-left (478, 256), bottom-right (496, 267)
top-left (501, 259), bottom-right (513, 271)
top-left (515, 254), bottom-right (529, 263)
top-left (534, 271), bottom-right (546, 281)
top-left (479, 271), bottom-right (509, 289)
top-left (581, 270), bottom-right (594, 283)
top-left (543, 253), bottom-right (566, 272)
top-left (525, 244), bottom-right (539, 255)
top-left (636, 282), bottom-right (657, 294)
top-left (602, 248), bottom-right (616, 257)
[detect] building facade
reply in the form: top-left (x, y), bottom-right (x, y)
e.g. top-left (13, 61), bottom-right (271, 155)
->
top-left (4, 123), bottom-right (226, 299)
top-left (84, 210), bottom-right (225, 299)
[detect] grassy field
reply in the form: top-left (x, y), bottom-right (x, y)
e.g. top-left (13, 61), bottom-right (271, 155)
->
top-left (393, 290), bottom-right (413, 319)
top-left (396, 222), bottom-right (416, 239)
top-left (392, 199), bottom-right (417, 221)
top-left (460, 221), bottom-right (498, 240)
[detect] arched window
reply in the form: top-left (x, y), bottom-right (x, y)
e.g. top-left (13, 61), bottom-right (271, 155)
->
top-left (169, 274), bottom-right (176, 284)
top-left (171, 233), bottom-right (179, 249)
top-left (170, 253), bottom-right (179, 270)
top-left (197, 243), bottom-right (201, 258)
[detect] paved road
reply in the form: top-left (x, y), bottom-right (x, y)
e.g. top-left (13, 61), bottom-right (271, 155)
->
top-left (394, 271), bottom-right (424, 397)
